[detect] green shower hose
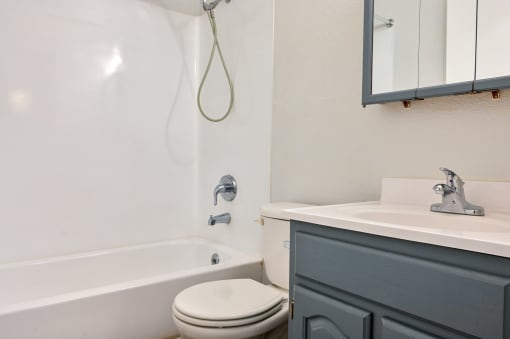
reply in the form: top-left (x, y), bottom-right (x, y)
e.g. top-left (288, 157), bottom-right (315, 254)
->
top-left (197, 10), bottom-right (234, 123)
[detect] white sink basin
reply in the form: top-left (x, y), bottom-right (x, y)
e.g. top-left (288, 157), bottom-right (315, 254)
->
top-left (346, 206), bottom-right (510, 233)
top-left (286, 178), bottom-right (510, 258)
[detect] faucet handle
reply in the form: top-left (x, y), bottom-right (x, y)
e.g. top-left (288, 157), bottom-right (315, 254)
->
top-left (438, 167), bottom-right (464, 192)
top-left (213, 175), bottom-right (237, 206)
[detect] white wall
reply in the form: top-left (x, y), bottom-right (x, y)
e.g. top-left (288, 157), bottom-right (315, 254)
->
top-left (271, 0), bottom-right (510, 205)
top-left (0, 0), bottom-right (198, 263)
top-left (195, 0), bottom-right (274, 257)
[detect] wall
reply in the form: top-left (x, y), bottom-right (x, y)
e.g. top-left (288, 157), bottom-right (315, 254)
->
top-left (271, 0), bottom-right (510, 205)
top-left (195, 0), bottom-right (274, 257)
top-left (0, 0), bottom-right (198, 263)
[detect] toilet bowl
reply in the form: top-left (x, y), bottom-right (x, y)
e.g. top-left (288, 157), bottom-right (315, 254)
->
top-left (172, 203), bottom-right (312, 339)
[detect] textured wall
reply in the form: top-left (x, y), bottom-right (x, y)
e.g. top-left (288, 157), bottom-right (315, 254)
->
top-left (271, 0), bottom-right (510, 205)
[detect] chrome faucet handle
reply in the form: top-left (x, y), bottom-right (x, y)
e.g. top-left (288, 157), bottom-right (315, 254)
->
top-left (439, 167), bottom-right (464, 195)
top-left (213, 175), bottom-right (237, 206)
top-left (213, 184), bottom-right (226, 206)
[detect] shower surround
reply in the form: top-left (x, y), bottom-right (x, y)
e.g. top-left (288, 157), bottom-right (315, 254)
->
top-left (0, 0), bottom-right (273, 262)
top-left (0, 0), bottom-right (273, 338)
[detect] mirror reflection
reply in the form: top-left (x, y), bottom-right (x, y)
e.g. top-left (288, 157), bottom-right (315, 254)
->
top-left (419, 0), bottom-right (477, 87)
top-left (476, 0), bottom-right (510, 80)
top-left (372, 0), bottom-right (420, 94)
top-left (371, 0), bottom-right (477, 94)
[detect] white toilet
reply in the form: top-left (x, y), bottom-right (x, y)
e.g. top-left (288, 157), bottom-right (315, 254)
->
top-left (172, 203), bottom-right (311, 339)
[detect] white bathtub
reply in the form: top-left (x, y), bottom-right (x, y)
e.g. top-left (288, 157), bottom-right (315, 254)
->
top-left (0, 237), bottom-right (262, 339)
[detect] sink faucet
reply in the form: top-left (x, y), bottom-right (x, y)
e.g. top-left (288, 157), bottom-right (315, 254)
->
top-left (213, 175), bottom-right (237, 206)
top-left (430, 167), bottom-right (485, 216)
top-left (208, 213), bottom-right (231, 226)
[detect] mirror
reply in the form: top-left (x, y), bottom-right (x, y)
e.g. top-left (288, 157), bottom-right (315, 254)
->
top-left (364, 0), bottom-right (479, 105)
top-left (418, 0), bottom-right (477, 88)
top-left (372, 0), bottom-right (420, 95)
top-left (476, 0), bottom-right (510, 80)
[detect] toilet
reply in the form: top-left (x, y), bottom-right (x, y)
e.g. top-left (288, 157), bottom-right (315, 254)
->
top-left (172, 203), bottom-right (312, 339)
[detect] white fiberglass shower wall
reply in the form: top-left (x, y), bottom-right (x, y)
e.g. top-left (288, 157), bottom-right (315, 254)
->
top-left (195, 0), bottom-right (274, 257)
top-left (0, 0), bottom-right (198, 264)
top-left (0, 0), bottom-right (273, 264)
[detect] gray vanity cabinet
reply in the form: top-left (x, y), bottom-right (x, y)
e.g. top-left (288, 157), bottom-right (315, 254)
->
top-left (292, 285), bottom-right (372, 339)
top-left (289, 221), bottom-right (510, 339)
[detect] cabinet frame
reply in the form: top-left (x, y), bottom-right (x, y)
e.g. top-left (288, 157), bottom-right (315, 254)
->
top-left (289, 220), bottom-right (510, 339)
top-left (362, 0), bottom-right (510, 106)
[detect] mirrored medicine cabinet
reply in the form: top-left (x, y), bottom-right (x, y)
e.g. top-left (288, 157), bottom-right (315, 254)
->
top-left (362, 0), bottom-right (510, 106)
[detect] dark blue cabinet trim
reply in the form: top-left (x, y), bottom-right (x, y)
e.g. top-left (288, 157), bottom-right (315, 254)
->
top-left (474, 75), bottom-right (510, 92)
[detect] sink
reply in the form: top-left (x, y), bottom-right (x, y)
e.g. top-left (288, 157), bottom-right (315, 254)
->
top-left (290, 203), bottom-right (510, 235)
top-left (342, 205), bottom-right (510, 233)
top-left (286, 178), bottom-right (510, 258)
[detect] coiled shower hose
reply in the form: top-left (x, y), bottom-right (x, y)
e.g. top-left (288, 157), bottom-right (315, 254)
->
top-left (197, 10), bottom-right (234, 122)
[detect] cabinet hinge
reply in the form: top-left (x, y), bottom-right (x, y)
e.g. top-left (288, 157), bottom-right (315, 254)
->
top-left (290, 298), bottom-right (295, 320)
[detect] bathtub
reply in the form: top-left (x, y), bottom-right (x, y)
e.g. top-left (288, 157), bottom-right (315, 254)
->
top-left (0, 237), bottom-right (262, 339)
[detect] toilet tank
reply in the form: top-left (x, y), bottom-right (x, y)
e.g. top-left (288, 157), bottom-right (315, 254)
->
top-left (260, 202), bottom-right (313, 289)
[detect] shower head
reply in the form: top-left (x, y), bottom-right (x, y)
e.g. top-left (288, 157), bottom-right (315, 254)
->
top-left (203, 0), bottom-right (230, 11)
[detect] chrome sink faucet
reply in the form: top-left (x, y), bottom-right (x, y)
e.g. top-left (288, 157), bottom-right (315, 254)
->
top-left (208, 213), bottom-right (231, 226)
top-left (430, 167), bottom-right (485, 216)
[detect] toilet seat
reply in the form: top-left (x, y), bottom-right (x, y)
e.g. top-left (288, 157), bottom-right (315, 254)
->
top-left (173, 279), bottom-right (284, 323)
top-left (173, 298), bottom-right (289, 339)
top-left (173, 302), bottom-right (282, 327)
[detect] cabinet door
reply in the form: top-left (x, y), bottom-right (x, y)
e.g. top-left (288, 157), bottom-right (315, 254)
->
top-left (476, 0), bottom-right (510, 80)
top-left (381, 317), bottom-right (441, 339)
top-left (291, 286), bottom-right (372, 339)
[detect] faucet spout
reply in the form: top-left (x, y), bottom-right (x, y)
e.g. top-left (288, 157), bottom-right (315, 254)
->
top-left (208, 213), bottom-right (231, 226)
top-left (432, 183), bottom-right (455, 195)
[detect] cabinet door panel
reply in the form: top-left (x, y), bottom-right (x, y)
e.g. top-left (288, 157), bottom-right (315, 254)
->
top-left (381, 317), bottom-right (441, 339)
top-left (294, 231), bottom-right (510, 338)
top-left (292, 286), bottom-right (372, 339)
top-left (418, 0), bottom-right (476, 88)
top-left (476, 0), bottom-right (510, 80)
top-left (372, 0), bottom-right (420, 94)
top-left (306, 317), bottom-right (348, 339)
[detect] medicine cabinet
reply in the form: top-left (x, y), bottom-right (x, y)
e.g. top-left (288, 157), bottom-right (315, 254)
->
top-left (362, 0), bottom-right (510, 106)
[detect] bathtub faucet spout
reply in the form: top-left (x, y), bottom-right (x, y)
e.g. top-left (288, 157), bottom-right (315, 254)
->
top-left (208, 213), bottom-right (231, 226)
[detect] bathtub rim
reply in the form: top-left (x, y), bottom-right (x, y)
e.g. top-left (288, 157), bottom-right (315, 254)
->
top-left (0, 236), bottom-right (262, 316)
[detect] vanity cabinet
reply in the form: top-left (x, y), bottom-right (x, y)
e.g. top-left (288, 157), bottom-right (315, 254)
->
top-left (289, 221), bottom-right (510, 339)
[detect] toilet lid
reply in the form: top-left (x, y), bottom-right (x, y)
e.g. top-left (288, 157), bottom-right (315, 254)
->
top-left (173, 279), bottom-right (284, 321)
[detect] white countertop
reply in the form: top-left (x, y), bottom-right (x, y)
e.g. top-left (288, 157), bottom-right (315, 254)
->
top-left (286, 178), bottom-right (510, 258)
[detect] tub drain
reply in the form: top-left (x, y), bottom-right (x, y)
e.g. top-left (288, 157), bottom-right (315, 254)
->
top-left (210, 253), bottom-right (220, 265)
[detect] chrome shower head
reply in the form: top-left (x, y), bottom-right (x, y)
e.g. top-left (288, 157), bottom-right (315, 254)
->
top-left (203, 0), bottom-right (230, 11)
